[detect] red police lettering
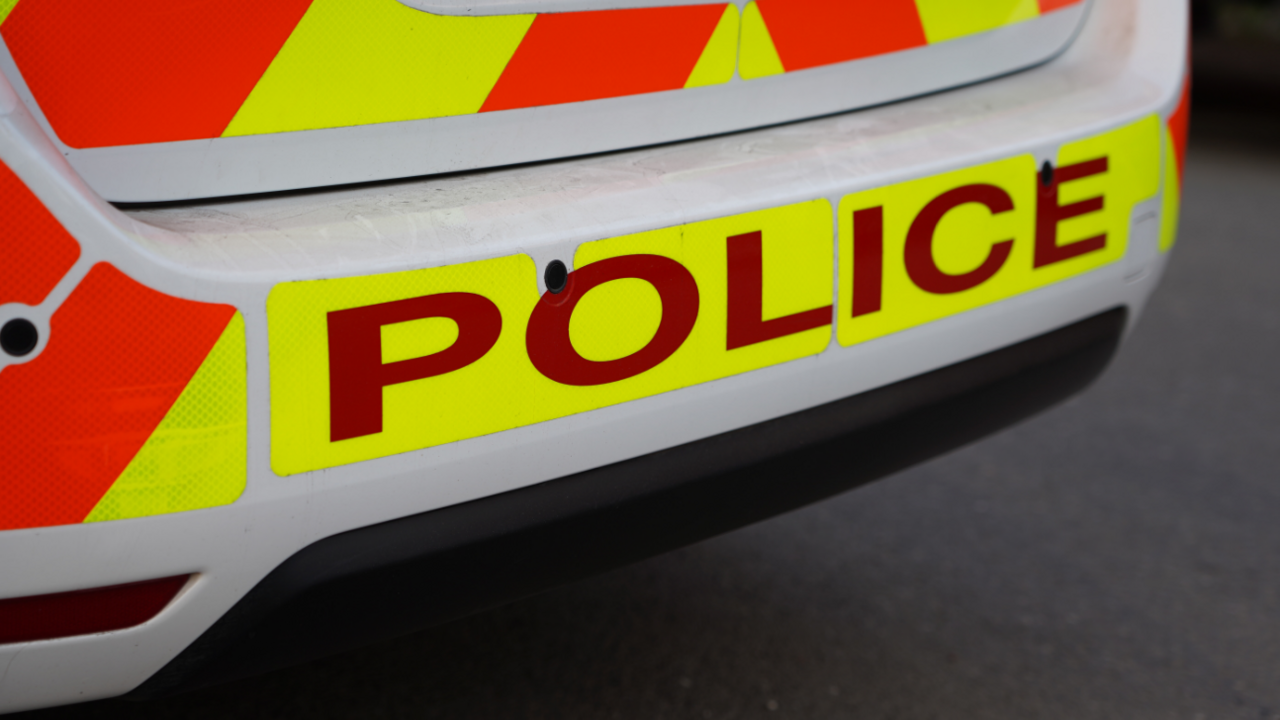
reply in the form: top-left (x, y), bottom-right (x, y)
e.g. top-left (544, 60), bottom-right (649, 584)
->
top-left (328, 293), bottom-right (501, 442)
top-left (850, 207), bottom-right (885, 318)
top-left (527, 254), bottom-right (698, 386)
top-left (905, 184), bottom-right (1015, 294)
top-left (1035, 157), bottom-right (1108, 268)
top-left (726, 231), bottom-right (831, 350)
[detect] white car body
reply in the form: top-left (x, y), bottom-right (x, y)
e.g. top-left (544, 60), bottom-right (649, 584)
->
top-left (0, 0), bottom-right (1185, 711)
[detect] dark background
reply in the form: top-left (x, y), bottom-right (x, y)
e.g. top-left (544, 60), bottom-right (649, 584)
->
top-left (21, 8), bottom-right (1280, 718)
top-left (1193, 0), bottom-right (1280, 112)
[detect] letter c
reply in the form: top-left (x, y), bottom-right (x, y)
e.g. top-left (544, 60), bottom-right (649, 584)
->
top-left (905, 184), bottom-right (1015, 294)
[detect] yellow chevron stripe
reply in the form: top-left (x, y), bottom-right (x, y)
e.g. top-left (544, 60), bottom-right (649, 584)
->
top-left (738, 1), bottom-right (783, 79)
top-left (222, 0), bottom-right (534, 137)
top-left (914, 0), bottom-right (1040, 44)
top-left (1159, 128), bottom-right (1180, 252)
top-left (0, 0), bottom-right (19, 26)
top-left (219, 0), bottom-right (1061, 136)
top-left (84, 313), bottom-right (247, 523)
top-left (684, 4), bottom-right (740, 88)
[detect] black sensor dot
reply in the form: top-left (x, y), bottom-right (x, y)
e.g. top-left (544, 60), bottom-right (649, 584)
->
top-left (1040, 160), bottom-right (1054, 188)
top-left (1, 318), bottom-right (38, 357)
top-left (545, 260), bottom-right (568, 294)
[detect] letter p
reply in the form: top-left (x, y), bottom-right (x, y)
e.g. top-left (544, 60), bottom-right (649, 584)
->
top-left (327, 293), bottom-right (501, 442)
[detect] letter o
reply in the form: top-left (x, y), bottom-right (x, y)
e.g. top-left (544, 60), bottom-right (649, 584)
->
top-left (527, 254), bottom-right (699, 386)
top-left (905, 184), bottom-right (1015, 294)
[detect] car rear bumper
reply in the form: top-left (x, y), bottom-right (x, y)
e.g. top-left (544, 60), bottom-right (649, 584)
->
top-left (132, 307), bottom-right (1126, 697)
top-left (0, 0), bottom-right (1186, 710)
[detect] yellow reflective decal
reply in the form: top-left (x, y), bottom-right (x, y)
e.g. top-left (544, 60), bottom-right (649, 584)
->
top-left (837, 116), bottom-right (1160, 347)
top-left (0, 0), bottom-right (18, 27)
top-left (85, 313), bottom-right (247, 522)
top-left (269, 116), bottom-right (1162, 476)
top-left (914, 0), bottom-right (1040, 44)
top-left (269, 201), bottom-right (833, 475)
top-left (737, 1), bottom-right (785, 80)
top-left (685, 3), bottom-right (741, 89)
top-left (1159, 128), bottom-right (1181, 252)
top-left (223, 0), bottom-right (534, 136)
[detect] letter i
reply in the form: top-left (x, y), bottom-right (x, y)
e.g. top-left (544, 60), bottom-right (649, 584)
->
top-left (851, 207), bottom-right (884, 317)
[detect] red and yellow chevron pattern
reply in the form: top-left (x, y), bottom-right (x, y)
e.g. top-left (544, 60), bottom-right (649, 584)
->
top-left (0, 0), bottom-right (1081, 149)
top-left (0, 161), bottom-right (246, 531)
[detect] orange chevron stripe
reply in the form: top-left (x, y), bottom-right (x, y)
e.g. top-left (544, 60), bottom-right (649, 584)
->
top-left (1038, 0), bottom-right (1083, 11)
top-left (754, 0), bottom-right (926, 72)
top-left (1, 0), bottom-right (1083, 146)
top-left (479, 4), bottom-right (726, 113)
top-left (0, 160), bottom-right (79, 305)
top-left (0, 264), bottom-right (236, 530)
top-left (1168, 74), bottom-right (1190, 183)
top-left (1, 0), bottom-right (313, 148)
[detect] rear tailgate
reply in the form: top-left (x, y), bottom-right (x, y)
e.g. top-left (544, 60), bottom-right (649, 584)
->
top-left (0, 0), bottom-right (1088, 201)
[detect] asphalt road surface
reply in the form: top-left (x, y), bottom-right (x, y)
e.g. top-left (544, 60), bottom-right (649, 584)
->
top-left (22, 109), bottom-right (1280, 720)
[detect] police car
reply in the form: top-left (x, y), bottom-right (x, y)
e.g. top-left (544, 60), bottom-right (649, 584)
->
top-left (0, 0), bottom-right (1187, 710)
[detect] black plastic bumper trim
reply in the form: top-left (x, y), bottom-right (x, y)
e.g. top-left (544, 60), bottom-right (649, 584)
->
top-left (133, 307), bottom-right (1127, 697)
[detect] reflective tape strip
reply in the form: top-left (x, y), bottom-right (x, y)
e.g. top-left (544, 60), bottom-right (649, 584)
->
top-left (1159, 128), bottom-right (1180, 253)
top-left (223, 0), bottom-right (534, 137)
top-left (84, 313), bottom-right (247, 523)
top-left (0, 0), bottom-right (312, 147)
top-left (3, 0), bottom-right (1083, 147)
top-left (269, 200), bottom-right (834, 475)
top-left (0, 264), bottom-right (244, 531)
top-left (0, 160), bottom-right (79, 305)
top-left (683, 4), bottom-right (739, 89)
top-left (836, 115), bottom-right (1159, 347)
top-left (743, 0), bottom-right (1083, 76)
top-left (479, 4), bottom-right (726, 112)
top-left (737, 1), bottom-right (784, 80)
top-left (914, 0), bottom-right (1039, 45)
top-left (268, 116), bottom-right (1160, 476)
top-left (746, 0), bottom-right (926, 75)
